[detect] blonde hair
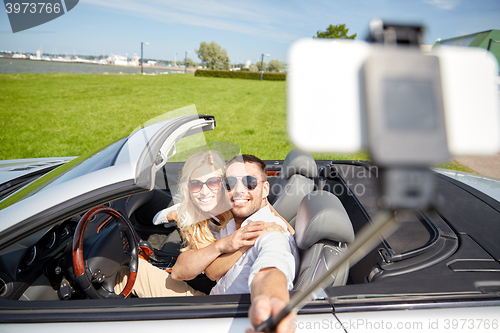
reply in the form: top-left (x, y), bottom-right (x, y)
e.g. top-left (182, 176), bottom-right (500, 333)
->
top-left (177, 150), bottom-right (231, 250)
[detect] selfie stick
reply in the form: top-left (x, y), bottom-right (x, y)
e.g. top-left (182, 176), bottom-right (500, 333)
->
top-left (255, 210), bottom-right (398, 332)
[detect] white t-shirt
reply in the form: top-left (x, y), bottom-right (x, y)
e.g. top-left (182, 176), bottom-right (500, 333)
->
top-left (210, 205), bottom-right (299, 295)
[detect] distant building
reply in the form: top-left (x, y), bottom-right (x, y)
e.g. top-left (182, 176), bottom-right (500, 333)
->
top-left (108, 55), bottom-right (128, 66)
top-left (129, 55), bottom-right (140, 66)
top-left (29, 50), bottom-right (41, 60)
top-left (433, 30), bottom-right (500, 68)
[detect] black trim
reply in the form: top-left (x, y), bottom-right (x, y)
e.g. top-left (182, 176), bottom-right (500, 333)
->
top-left (332, 163), bottom-right (372, 223)
top-left (435, 172), bottom-right (500, 261)
top-left (0, 295), bottom-right (333, 323)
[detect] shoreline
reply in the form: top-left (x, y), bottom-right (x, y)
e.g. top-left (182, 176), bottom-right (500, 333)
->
top-left (0, 56), bottom-right (197, 72)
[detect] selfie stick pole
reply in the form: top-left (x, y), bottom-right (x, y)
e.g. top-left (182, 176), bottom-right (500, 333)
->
top-left (255, 210), bottom-right (398, 332)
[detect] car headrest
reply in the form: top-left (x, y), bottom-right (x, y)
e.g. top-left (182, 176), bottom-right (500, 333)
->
top-left (295, 191), bottom-right (355, 250)
top-left (280, 149), bottom-right (318, 179)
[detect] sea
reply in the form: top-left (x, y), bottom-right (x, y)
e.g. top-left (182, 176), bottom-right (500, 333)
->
top-left (0, 58), bottom-right (191, 75)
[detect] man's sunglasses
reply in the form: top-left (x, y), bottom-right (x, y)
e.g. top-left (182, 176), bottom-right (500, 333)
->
top-left (188, 177), bottom-right (223, 193)
top-left (224, 175), bottom-right (263, 191)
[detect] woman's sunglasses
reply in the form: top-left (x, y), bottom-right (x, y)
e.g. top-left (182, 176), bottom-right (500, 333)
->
top-left (224, 175), bottom-right (263, 191)
top-left (188, 177), bottom-right (223, 193)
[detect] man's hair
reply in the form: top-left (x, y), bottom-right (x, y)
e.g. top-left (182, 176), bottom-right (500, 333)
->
top-left (226, 154), bottom-right (267, 181)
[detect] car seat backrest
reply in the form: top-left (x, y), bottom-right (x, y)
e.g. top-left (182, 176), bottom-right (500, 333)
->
top-left (268, 149), bottom-right (318, 226)
top-left (293, 190), bottom-right (355, 292)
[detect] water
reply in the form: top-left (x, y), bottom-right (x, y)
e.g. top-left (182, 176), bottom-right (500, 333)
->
top-left (0, 58), bottom-right (190, 74)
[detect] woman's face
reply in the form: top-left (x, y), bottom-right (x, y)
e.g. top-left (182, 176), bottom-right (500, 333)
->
top-left (188, 164), bottom-right (225, 214)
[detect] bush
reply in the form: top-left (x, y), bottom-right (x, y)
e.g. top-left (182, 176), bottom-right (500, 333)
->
top-left (195, 70), bottom-right (286, 81)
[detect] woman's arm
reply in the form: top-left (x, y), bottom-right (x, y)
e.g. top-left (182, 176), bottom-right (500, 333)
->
top-left (171, 222), bottom-right (265, 281)
top-left (204, 203), bottom-right (292, 280)
top-left (204, 246), bottom-right (249, 281)
top-left (204, 221), bottom-right (286, 281)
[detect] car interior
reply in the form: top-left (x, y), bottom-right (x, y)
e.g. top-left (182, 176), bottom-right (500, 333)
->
top-left (0, 145), bottom-right (458, 302)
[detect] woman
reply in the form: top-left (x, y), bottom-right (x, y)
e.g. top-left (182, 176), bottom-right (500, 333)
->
top-left (177, 150), bottom-right (233, 250)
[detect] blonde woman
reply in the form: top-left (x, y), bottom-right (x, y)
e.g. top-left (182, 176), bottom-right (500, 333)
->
top-left (177, 150), bottom-right (233, 250)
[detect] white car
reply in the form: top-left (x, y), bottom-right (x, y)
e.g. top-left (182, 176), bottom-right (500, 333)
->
top-left (0, 110), bottom-right (499, 332)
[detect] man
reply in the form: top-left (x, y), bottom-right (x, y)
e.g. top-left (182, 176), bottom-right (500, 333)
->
top-left (209, 155), bottom-right (298, 294)
top-left (216, 155), bottom-right (299, 333)
top-left (173, 154), bottom-right (299, 332)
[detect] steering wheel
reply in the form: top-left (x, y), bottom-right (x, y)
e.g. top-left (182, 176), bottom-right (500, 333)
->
top-left (72, 206), bottom-right (139, 299)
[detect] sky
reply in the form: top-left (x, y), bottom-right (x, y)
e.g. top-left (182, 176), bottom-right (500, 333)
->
top-left (1, 0), bottom-right (499, 64)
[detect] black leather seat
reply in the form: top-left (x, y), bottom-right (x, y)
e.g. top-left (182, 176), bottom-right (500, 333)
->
top-left (268, 149), bottom-right (318, 227)
top-left (293, 190), bottom-right (355, 292)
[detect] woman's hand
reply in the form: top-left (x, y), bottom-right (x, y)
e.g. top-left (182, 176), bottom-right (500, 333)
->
top-left (261, 221), bottom-right (285, 234)
top-left (216, 221), bottom-right (285, 254)
top-left (217, 222), bottom-right (265, 253)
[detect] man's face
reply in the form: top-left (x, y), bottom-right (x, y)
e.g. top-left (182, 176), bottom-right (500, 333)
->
top-left (225, 162), bottom-right (269, 221)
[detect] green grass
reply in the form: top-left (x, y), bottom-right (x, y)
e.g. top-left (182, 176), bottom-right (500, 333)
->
top-left (0, 73), bottom-right (293, 159)
top-left (0, 73), bottom-right (469, 171)
top-left (435, 160), bottom-right (477, 173)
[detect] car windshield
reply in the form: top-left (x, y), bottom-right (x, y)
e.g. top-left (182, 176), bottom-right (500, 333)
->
top-left (0, 137), bottom-right (128, 211)
top-left (36, 137), bottom-right (128, 193)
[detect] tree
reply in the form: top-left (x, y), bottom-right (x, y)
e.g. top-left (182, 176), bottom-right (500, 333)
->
top-left (268, 59), bottom-right (281, 72)
top-left (195, 41), bottom-right (230, 70)
top-left (255, 61), bottom-right (267, 72)
top-left (185, 57), bottom-right (196, 68)
top-left (314, 24), bottom-right (356, 39)
top-left (249, 64), bottom-right (259, 72)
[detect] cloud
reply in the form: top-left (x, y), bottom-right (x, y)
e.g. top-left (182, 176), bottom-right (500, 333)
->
top-left (81, 0), bottom-right (299, 43)
top-left (424, 0), bottom-right (460, 10)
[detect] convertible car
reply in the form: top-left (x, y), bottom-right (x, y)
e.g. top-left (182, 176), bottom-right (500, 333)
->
top-left (0, 110), bottom-right (499, 332)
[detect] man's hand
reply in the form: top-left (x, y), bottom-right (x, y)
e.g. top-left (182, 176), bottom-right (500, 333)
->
top-left (246, 295), bottom-right (297, 333)
top-left (248, 268), bottom-right (296, 333)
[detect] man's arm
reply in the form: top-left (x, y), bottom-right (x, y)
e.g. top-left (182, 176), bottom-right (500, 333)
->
top-left (251, 267), bottom-right (289, 302)
top-left (247, 268), bottom-right (296, 333)
top-left (246, 231), bottom-right (297, 332)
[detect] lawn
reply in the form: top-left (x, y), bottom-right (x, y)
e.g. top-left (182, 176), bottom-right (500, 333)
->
top-left (0, 73), bottom-right (464, 170)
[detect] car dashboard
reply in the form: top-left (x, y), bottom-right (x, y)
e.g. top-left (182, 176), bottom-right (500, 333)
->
top-left (0, 202), bottom-right (121, 301)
